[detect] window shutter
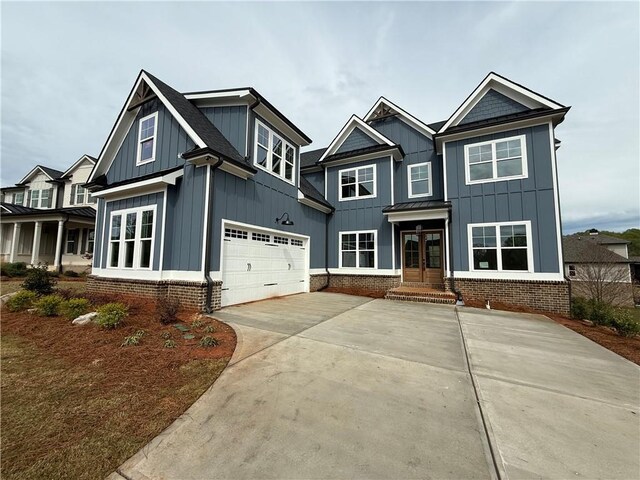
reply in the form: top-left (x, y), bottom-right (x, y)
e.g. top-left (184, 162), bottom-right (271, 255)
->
top-left (27, 190), bottom-right (31, 207)
top-left (70, 185), bottom-right (76, 206)
top-left (47, 188), bottom-right (54, 208)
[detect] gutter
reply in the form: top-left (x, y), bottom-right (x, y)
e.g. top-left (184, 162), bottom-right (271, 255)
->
top-left (203, 157), bottom-right (224, 313)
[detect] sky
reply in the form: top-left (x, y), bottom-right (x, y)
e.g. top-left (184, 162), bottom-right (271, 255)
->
top-left (1, 1), bottom-right (638, 233)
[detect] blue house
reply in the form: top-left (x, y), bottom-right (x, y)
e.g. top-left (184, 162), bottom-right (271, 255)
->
top-left (86, 71), bottom-right (570, 314)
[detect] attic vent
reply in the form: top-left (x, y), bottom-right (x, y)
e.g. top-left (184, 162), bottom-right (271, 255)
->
top-left (367, 103), bottom-right (398, 122)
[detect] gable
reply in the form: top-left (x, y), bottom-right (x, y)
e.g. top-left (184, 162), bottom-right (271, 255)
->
top-left (106, 98), bottom-right (195, 184)
top-left (336, 127), bottom-right (379, 154)
top-left (459, 89), bottom-right (529, 125)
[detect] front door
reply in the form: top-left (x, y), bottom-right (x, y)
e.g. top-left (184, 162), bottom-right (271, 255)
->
top-left (402, 230), bottom-right (444, 286)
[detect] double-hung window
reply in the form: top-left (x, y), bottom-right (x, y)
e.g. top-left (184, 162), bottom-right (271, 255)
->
top-left (339, 165), bottom-right (376, 201)
top-left (254, 120), bottom-right (295, 183)
top-left (75, 185), bottom-right (86, 204)
top-left (136, 112), bottom-right (158, 165)
top-left (464, 135), bottom-right (527, 184)
top-left (86, 229), bottom-right (95, 255)
top-left (13, 192), bottom-right (24, 205)
top-left (108, 206), bottom-right (156, 269)
top-left (408, 162), bottom-right (432, 198)
top-left (339, 231), bottom-right (376, 268)
top-left (469, 221), bottom-right (532, 272)
top-left (30, 190), bottom-right (40, 208)
top-left (66, 229), bottom-right (77, 254)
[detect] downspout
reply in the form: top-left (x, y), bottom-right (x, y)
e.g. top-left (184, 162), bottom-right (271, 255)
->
top-left (204, 158), bottom-right (224, 313)
top-left (319, 211), bottom-right (332, 291)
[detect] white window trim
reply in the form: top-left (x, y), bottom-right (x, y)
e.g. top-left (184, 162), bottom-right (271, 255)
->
top-left (13, 192), bottom-right (24, 206)
top-left (253, 119), bottom-right (296, 185)
top-left (136, 112), bottom-right (159, 166)
top-left (407, 162), bottom-right (433, 199)
top-left (338, 165), bottom-right (377, 202)
top-left (75, 184), bottom-right (86, 205)
top-left (339, 230), bottom-right (378, 269)
top-left (106, 205), bottom-right (157, 271)
top-left (467, 220), bottom-right (534, 273)
top-left (66, 229), bottom-right (78, 255)
top-left (464, 134), bottom-right (528, 185)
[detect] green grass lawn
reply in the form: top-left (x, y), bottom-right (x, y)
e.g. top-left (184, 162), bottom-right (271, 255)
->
top-left (0, 279), bottom-right (87, 296)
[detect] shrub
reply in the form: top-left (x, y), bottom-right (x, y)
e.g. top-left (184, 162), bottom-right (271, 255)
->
top-left (611, 310), bottom-right (640, 337)
top-left (163, 339), bottom-right (177, 348)
top-left (34, 295), bottom-right (64, 317)
top-left (199, 336), bottom-right (219, 347)
top-left (191, 319), bottom-right (204, 329)
top-left (203, 325), bottom-right (215, 334)
top-left (161, 331), bottom-right (172, 340)
top-left (5, 290), bottom-right (37, 312)
top-left (1, 262), bottom-right (28, 277)
top-left (121, 329), bottom-right (145, 346)
top-left (156, 296), bottom-right (180, 325)
top-left (60, 298), bottom-right (91, 319)
top-left (588, 300), bottom-right (614, 326)
top-left (63, 270), bottom-right (79, 277)
top-left (571, 297), bottom-right (589, 320)
top-left (96, 303), bottom-right (128, 329)
top-left (22, 264), bottom-right (57, 295)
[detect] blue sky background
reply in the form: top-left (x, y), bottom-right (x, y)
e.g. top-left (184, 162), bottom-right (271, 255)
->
top-left (1, 1), bottom-right (638, 233)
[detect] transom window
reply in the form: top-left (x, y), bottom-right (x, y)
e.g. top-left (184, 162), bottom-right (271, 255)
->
top-left (339, 165), bottom-right (376, 201)
top-left (254, 120), bottom-right (295, 183)
top-left (252, 232), bottom-right (270, 242)
top-left (273, 236), bottom-right (288, 245)
top-left (136, 112), bottom-right (158, 166)
top-left (340, 231), bottom-right (376, 268)
top-left (108, 206), bottom-right (155, 269)
top-left (464, 135), bottom-right (527, 184)
top-left (224, 228), bottom-right (248, 239)
top-left (291, 239), bottom-right (303, 247)
top-left (408, 162), bottom-right (432, 198)
top-left (469, 222), bottom-right (531, 272)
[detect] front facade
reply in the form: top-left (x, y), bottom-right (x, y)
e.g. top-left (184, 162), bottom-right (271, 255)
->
top-left (86, 70), bottom-right (570, 314)
top-left (1, 156), bottom-right (97, 272)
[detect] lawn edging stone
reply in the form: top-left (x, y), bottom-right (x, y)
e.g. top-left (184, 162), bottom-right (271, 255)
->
top-left (72, 312), bottom-right (99, 325)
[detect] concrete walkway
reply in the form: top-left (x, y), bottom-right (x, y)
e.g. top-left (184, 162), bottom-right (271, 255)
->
top-left (113, 293), bottom-right (640, 480)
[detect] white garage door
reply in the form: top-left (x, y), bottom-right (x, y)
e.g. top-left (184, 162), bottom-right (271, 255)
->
top-left (221, 224), bottom-right (308, 307)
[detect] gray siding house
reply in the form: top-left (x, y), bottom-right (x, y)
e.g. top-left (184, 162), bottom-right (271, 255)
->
top-left (86, 71), bottom-right (570, 313)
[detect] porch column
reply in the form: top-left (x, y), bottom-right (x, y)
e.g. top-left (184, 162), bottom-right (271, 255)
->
top-left (54, 220), bottom-right (65, 268)
top-left (9, 223), bottom-right (21, 263)
top-left (77, 228), bottom-right (84, 255)
top-left (31, 221), bottom-right (42, 265)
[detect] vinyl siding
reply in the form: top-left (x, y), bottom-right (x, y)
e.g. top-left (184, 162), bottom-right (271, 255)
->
top-left (301, 170), bottom-right (325, 196)
top-left (459, 89), bottom-right (529, 125)
top-left (335, 127), bottom-right (379, 154)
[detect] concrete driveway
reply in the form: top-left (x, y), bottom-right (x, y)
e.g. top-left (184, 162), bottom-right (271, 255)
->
top-left (113, 293), bottom-right (639, 480)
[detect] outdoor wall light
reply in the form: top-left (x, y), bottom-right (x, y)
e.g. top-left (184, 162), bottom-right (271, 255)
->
top-left (275, 212), bottom-right (294, 226)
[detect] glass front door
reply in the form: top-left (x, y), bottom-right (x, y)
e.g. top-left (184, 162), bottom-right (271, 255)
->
top-left (402, 230), bottom-right (444, 285)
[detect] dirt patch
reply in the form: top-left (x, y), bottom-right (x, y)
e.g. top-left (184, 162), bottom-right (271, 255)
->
top-left (1, 298), bottom-right (236, 480)
top-left (322, 287), bottom-right (386, 299)
top-left (463, 299), bottom-right (640, 365)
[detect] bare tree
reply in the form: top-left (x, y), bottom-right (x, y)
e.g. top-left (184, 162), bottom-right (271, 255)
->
top-left (571, 246), bottom-right (632, 306)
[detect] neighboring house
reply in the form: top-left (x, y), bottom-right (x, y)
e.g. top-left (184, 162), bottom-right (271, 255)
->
top-left (0, 156), bottom-right (98, 272)
top-left (563, 233), bottom-right (633, 306)
top-left (85, 70), bottom-right (570, 314)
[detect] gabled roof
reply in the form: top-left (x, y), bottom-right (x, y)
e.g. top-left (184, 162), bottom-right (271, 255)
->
top-left (18, 165), bottom-right (65, 184)
top-left (322, 144), bottom-right (404, 164)
top-left (563, 236), bottom-right (630, 264)
top-left (298, 176), bottom-right (333, 211)
top-left (364, 97), bottom-right (437, 138)
top-left (582, 233), bottom-right (630, 245)
top-left (60, 154), bottom-right (97, 179)
top-left (318, 115), bottom-right (395, 163)
top-left (89, 70), bottom-right (248, 183)
top-left (438, 72), bottom-right (565, 134)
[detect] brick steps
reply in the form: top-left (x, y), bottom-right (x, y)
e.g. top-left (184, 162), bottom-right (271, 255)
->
top-left (385, 284), bottom-right (457, 305)
top-left (385, 293), bottom-right (456, 304)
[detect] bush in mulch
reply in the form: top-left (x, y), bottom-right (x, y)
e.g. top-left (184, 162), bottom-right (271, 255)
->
top-left (156, 296), bottom-right (181, 325)
top-left (1, 262), bottom-right (28, 278)
top-left (22, 264), bottom-right (57, 295)
top-left (34, 295), bottom-right (64, 317)
top-left (96, 303), bottom-right (129, 329)
top-left (5, 290), bottom-right (37, 312)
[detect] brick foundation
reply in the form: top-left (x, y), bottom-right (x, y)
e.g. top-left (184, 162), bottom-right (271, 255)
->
top-left (328, 274), bottom-right (401, 293)
top-left (86, 276), bottom-right (222, 311)
top-left (447, 277), bottom-right (570, 315)
top-left (310, 274), bottom-right (329, 292)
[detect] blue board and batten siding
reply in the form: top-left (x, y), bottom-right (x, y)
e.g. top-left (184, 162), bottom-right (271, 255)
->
top-left (445, 124), bottom-right (560, 273)
top-left (302, 170), bottom-right (324, 195)
top-left (336, 128), bottom-right (378, 154)
top-left (459, 89), bottom-right (528, 125)
top-left (106, 99), bottom-right (195, 184)
top-left (200, 106), bottom-right (248, 156)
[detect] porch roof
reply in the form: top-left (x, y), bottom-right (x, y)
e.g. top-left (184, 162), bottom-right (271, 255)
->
top-left (0, 203), bottom-right (96, 222)
top-left (382, 200), bottom-right (451, 222)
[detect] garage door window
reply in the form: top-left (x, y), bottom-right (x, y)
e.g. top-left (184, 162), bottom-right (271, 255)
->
top-left (252, 232), bottom-right (270, 242)
top-left (274, 236), bottom-right (288, 244)
top-left (225, 228), bottom-right (248, 239)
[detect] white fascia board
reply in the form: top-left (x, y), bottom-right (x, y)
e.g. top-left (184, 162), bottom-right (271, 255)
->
top-left (19, 165), bottom-right (55, 184)
top-left (364, 97), bottom-right (437, 138)
top-left (383, 208), bottom-right (449, 223)
top-left (297, 190), bottom-right (332, 214)
top-left (252, 103), bottom-right (311, 147)
top-left (218, 161), bottom-right (255, 180)
top-left (1, 205), bottom-right (12, 213)
top-left (320, 148), bottom-right (403, 168)
top-left (92, 169), bottom-right (183, 198)
top-left (184, 89), bottom-right (252, 101)
top-left (61, 155), bottom-right (96, 179)
top-left (318, 115), bottom-right (395, 163)
top-left (439, 73), bottom-right (564, 133)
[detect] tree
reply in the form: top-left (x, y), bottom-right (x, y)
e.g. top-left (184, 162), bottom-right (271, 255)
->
top-left (571, 247), bottom-right (632, 306)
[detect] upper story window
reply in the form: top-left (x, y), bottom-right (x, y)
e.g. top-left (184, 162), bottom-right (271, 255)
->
top-left (339, 165), bottom-right (376, 201)
top-left (13, 192), bottom-right (24, 205)
top-left (29, 189), bottom-right (52, 208)
top-left (108, 206), bottom-right (155, 270)
top-left (136, 112), bottom-right (158, 166)
top-left (408, 162), bottom-right (432, 198)
top-left (339, 230), bottom-right (376, 268)
top-left (464, 135), bottom-right (527, 185)
top-left (254, 120), bottom-right (295, 183)
top-left (70, 184), bottom-right (96, 205)
top-left (469, 221), bottom-right (532, 272)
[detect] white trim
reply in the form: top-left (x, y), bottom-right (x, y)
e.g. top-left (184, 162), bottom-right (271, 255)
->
top-left (184, 89), bottom-right (252, 101)
top-left (442, 141), bottom-right (449, 201)
top-left (253, 119), bottom-right (296, 185)
top-left (464, 135), bottom-right (528, 185)
top-left (106, 205), bottom-right (157, 271)
top-left (297, 190), bottom-right (332, 214)
top-left (338, 164), bottom-right (377, 202)
top-left (201, 165), bottom-right (211, 274)
top-left (222, 219), bottom-right (309, 240)
top-left (363, 97), bottom-right (436, 138)
top-left (548, 122), bottom-right (564, 275)
top-left (407, 162), bottom-right (433, 198)
top-left (338, 229), bottom-right (377, 269)
top-left (91, 169), bottom-right (183, 198)
top-left (444, 220), bottom-right (451, 276)
top-left (439, 73), bottom-right (564, 133)
top-left (309, 268), bottom-right (327, 275)
top-left (328, 268), bottom-right (400, 276)
top-left (318, 115), bottom-right (395, 163)
top-left (92, 267), bottom-right (204, 282)
top-left (159, 186), bottom-right (168, 272)
top-left (391, 222), bottom-right (396, 271)
top-left (384, 208), bottom-right (449, 223)
top-left (467, 220), bottom-right (534, 274)
top-left (61, 155), bottom-right (96, 179)
top-left (218, 161), bottom-right (254, 180)
top-left (321, 148), bottom-right (402, 167)
top-left (453, 271), bottom-right (564, 281)
top-left (18, 165), bottom-right (58, 184)
top-left (135, 111), bottom-right (159, 166)
top-left (245, 105), bottom-right (250, 157)
top-left (389, 156), bottom-right (395, 205)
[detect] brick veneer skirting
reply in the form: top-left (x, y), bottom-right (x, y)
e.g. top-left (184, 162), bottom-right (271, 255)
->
top-left (86, 276), bottom-right (222, 311)
top-left (328, 274), bottom-right (401, 293)
top-left (310, 274), bottom-right (329, 291)
top-left (447, 277), bottom-right (570, 315)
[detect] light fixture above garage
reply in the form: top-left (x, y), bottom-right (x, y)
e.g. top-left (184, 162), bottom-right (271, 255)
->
top-left (275, 212), bottom-right (294, 226)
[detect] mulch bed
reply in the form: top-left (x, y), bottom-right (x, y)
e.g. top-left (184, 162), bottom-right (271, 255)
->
top-left (463, 299), bottom-right (640, 365)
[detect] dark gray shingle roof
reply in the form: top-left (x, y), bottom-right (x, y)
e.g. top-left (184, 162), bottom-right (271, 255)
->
top-left (300, 148), bottom-right (327, 169)
top-left (299, 176), bottom-right (333, 211)
top-left (563, 236), bottom-right (629, 264)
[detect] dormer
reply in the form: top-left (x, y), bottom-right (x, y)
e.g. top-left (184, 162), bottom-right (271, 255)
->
top-left (18, 165), bottom-right (63, 209)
